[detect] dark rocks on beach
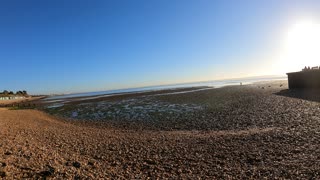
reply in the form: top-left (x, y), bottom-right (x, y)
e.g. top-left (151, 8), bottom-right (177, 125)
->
top-left (88, 161), bottom-right (95, 167)
top-left (65, 161), bottom-right (72, 166)
top-left (4, 151), bottom-right (12, 155)
top-left (39, 170), bottom-right (52, 177)
top-left (0, 162), bottom-right (6, 167)
top-left (48, 97), bottom-right (205, 131)
top-left (144, 159), bottom-right (157, 165)
top-left (72, 161), bottom-right (81, 168)
top-left (39, 166), bottom-right (55, 177)
top-left (0, 171), bottom-right (6, 178)
top-left (74, 174), bottom-right (82, 180)
top-left (246, 155), bottom-right (262, 165)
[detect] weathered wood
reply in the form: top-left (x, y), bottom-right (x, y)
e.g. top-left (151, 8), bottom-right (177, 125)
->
top-left (287, 70), bottom-right (320, 89)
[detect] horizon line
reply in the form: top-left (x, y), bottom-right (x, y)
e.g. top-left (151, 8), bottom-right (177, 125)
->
top-left (40, 74), bottom-right (287, 96)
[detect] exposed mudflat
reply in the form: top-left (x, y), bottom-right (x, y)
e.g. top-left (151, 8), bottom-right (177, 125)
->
top-left (1, 81), bottom-right (320, 179)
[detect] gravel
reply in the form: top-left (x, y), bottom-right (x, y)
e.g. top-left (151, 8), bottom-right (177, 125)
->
top-left (0, 80), bottom-right (320, 178)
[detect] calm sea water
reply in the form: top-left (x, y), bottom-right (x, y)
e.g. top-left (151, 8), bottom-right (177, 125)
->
top-left (44, 76), bottom-right (286, 100)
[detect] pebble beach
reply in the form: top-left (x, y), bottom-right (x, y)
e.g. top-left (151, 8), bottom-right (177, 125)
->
top-left (1, 80), bottom-right (320, 179)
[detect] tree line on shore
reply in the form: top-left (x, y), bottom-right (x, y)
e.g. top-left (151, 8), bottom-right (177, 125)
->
top-left (0, 90), bottom-right (28, 96)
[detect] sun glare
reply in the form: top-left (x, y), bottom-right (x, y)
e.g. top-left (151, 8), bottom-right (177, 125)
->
top-left (282, 20), bottom-right (320, 72)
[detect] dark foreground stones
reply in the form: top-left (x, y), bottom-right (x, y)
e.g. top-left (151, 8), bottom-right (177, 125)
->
top-left (0, 171), bottom-right (6, 178)
top-left (72, 162), bottom-right (81, 168)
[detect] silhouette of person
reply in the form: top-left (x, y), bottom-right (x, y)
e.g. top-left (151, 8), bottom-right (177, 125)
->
top-left (303, 66), bottom-right (307, 71)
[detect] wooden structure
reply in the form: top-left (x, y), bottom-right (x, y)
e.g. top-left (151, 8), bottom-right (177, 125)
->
top-left (287, 69), bottom-right (320, 89)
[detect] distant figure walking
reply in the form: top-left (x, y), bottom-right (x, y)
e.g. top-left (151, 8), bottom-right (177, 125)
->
top-left (240, 82), bottom-right (242, 86)
top-left (303, 66), bottom-right (307, 71)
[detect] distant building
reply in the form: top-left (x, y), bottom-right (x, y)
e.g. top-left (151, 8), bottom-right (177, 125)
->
top-left (0, 95), bottom-right (25, 101)
top-left (287, 67), bottom-right (320, 89)
top-left (0, 96), bottom-right (9, 100)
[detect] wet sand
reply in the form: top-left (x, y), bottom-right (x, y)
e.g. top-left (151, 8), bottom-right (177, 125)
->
top-left (1, 81), bottom-right (320, 178)
top-left (41, 86), bottom-right (211, 105)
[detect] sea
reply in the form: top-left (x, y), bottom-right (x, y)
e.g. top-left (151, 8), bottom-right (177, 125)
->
top-left (44, 76), bottom-right (287, 101)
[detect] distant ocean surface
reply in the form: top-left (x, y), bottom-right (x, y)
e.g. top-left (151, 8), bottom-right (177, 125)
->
top-left (45, 76), bottom-right (286, 100)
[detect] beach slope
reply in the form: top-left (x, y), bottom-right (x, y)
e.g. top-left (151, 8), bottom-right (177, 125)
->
top-left (1, 81), bottom-right (320, 178)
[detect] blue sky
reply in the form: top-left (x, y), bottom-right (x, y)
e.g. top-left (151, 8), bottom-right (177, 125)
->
top-left (1, 0), bottom-right (320, 94)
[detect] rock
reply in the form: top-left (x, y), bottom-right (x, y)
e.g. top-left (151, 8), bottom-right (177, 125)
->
top-left (144, 159), bottom-right (156, 165)
top-left (0, 171), bottom-right (6, 178)
top-left (88, 161), bottom-right (95, 166)
top-left (22, 172), bottom-right (33, 178)
top-left (4, 151), bottom-right (12, 155)
top-left (72, 111), bottom-right (78, 117)
top-left (72, 161), bottom-right (81, 168)
top-left (93, 155), bottom-right (103, 160)
top-left (39, 165), bottom-right (55, 177)
top-left (39, 170), bottom-right (53, 177)
top-left (74, 174), bottom-right (81, 180)
top-left (246, 156), bottom-right (261, 165)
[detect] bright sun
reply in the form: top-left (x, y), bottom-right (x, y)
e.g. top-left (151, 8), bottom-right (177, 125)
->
top-left (282, 20), bottom-right (320, 72)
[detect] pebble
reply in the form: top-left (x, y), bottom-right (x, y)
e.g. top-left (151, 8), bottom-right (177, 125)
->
top-left (72, 162), bottom-right (81, 168)
top-left (0, 171), bottom-right (6, 178)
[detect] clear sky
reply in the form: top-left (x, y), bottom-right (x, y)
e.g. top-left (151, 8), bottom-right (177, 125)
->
top-left (1, 0), bottom-right (320, 94)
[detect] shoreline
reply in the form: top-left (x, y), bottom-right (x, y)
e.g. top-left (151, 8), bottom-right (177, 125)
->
top-left (43, 77), bottom-right (287, 102)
